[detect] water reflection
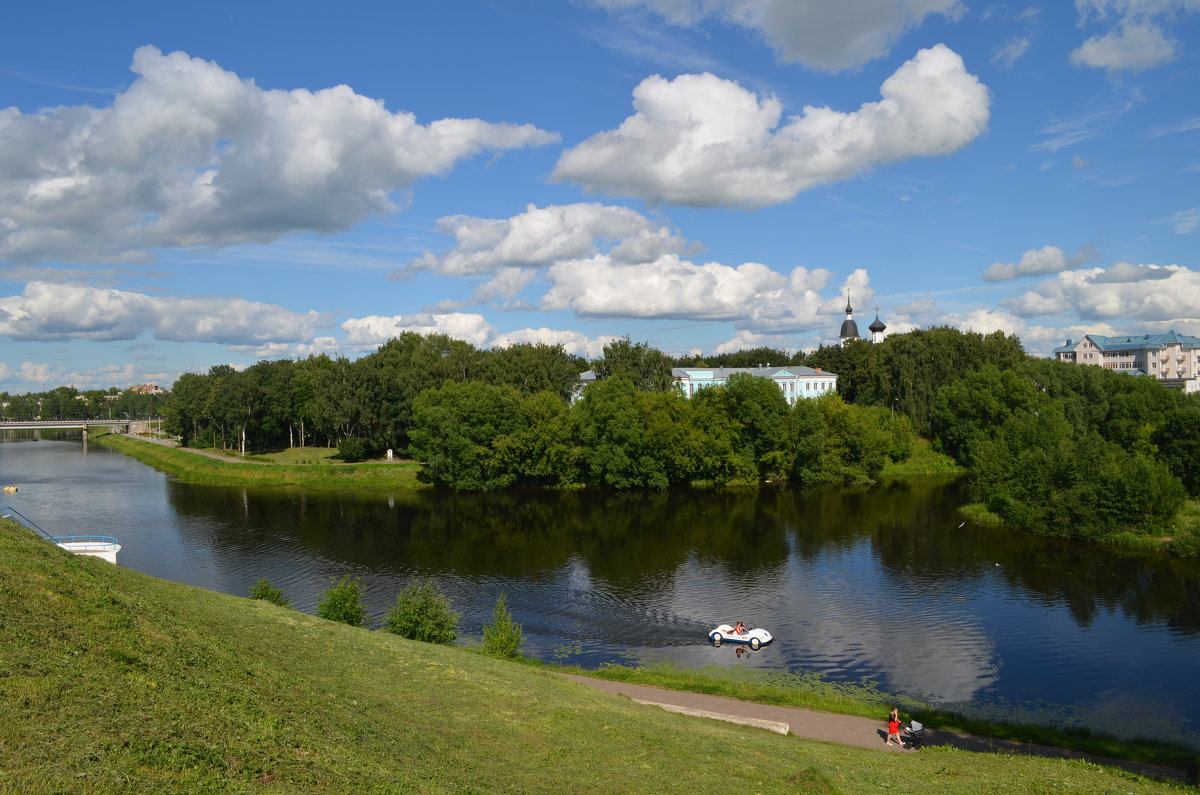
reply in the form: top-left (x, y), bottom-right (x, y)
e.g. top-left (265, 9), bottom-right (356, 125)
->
top-left (3, 436), bottom-right (1198, 746)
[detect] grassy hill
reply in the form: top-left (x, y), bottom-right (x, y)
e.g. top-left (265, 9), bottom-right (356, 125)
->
top-left (0, 519), bottom-right (1183, 793)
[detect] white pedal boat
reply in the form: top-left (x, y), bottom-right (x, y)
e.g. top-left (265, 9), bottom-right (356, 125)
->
top-left (708, 624), bottom-right (773, 650)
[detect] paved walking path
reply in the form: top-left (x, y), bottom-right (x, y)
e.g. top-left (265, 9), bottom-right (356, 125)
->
top-left (560, 674), bottom-right (1190, 785)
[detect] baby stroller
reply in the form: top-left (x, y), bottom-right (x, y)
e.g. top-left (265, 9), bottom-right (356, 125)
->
top-left (903, 720), bottom-right (925, 750)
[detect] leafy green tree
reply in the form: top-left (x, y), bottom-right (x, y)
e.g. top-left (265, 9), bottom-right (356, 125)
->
top-left (2, 393), bottom-right (39, 420)
top-left (806, 393), bottom-right (915, 485)
top-left (687, 388), bottom-right (758, 484)
top-left (410, 381), bottom-right (526, 490)
top-left (317, 575), bottom-right (368, 627)
top-left (1153, 408), bottom-right (1200, 496)
top-left (788, 396), bottom-right (825, 483)
top-left (864, 327), bottom-right (1026, 433)
top-left (722, 373), bottom-right (792, 479)
top-left (593, 337), bottom-right (674, 392)
top-left (573, 377), bottom-right (683, 488)
top-left (36, 386), bottom-right (81, 420)
top-left (248, 358), bottom-right (296, 449)
top-left (383, 579), bottom-right (460, 645)
top-left (308, 356), bottom-right (366, 447)
top-left (249, 577), bottom-right (291, 608)
top-left (492, 390), bottom-right (581, 486)
top-left (291, 354), bottom-right (334, 447)
top-left (481, 342), bottom-right (588, 402)
top-left (803, 339), bottom-right (878, 405)
top-left (931, 365), bottom-right (1038, 463)
top-left (700, 346), bottom-right (791, 369)
top-left (635, 388), bottom-right (704, 486)
top-left (356, 332), bottom-right (483, 453)
top-left (481, 594), bottom-right (523, 658)
top-left (164, 371), bottom-right (214, 446)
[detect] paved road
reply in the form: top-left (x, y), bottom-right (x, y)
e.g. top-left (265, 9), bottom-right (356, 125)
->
top-left (560, 675), bottom-right (1190, 785)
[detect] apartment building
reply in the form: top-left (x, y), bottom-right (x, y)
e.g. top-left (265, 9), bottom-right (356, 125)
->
top-left (1052, 330), bottom-right (1200, 393)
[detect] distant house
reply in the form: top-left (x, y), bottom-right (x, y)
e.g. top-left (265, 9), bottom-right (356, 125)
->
top-left (672, 366), bottom-right (837, 406)
top-left (1052, 330), bottom-right (1200, 393)
top-left (572, 365), bottom-right (837, 405)
top-left (128, 384), bottom-right (166, 395)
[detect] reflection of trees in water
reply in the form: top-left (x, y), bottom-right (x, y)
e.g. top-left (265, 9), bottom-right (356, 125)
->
top-left (166, 477), bottom-right (1200, 636)
top-left (853, 479), bottom-right (1200, 635)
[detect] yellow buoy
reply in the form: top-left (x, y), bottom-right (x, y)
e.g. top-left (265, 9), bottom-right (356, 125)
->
top-left (2, 486), bottom-right (18, 493)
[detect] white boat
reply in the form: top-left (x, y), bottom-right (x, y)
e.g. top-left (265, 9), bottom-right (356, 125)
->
top-left (708, 623), bottom-right (773, 650)
top-left (53, 536), bottom-right (122, 564)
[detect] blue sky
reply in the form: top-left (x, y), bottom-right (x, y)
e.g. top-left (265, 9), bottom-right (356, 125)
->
top-left (1, 1), bottom-right (1197, 393)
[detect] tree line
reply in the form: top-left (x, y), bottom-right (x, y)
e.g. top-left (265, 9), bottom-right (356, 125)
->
top-left (9, 325), bottom-right (1197, 544)
top-left (162, 325), bottom-right (1200, 544)
top-left (155, 332), bottom-right (919, 487)
top-left (0, 386), bottom-right (167, 422)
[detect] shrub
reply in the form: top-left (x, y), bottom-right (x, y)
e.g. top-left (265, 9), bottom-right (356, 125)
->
top-left (337, 437), bottom-right (369, 462)
top-left (248, 577), bottom-right (291, 608)
top-left (481, 594), bottom-right (523, 658)
top-left (383, 578), bottom-right (460, 645)
top-left (317, 574), bottom-right (368, 627)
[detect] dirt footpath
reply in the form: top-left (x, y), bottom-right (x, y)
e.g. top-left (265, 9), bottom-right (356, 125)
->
top-left (560, 674), bottom-right (1189, 785)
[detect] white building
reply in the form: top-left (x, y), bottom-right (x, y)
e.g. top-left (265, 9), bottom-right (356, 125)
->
top-left (672, 366), bottom-right (837, 406)
top-left (1052, 331), bottom-right (1200, 393)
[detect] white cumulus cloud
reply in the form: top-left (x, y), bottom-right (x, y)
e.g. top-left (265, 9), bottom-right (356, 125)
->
top-left (541, 254), bottom-right (867, 334)
top-left (1070, 21), bottom-right (1177, 72)
top-left (552, 45), bottom-right (989, 207)
top-left (341, 313), bottom-right (497, 350)
top-left (1069, 1), bottom-right (1198, 73)
top-left (1003, 263), bottom-right (1200, 321)
top-left (0, 282), bottom-right (327, 343)
top-left (983, 244), bottom-right (1100, 281)
top-left (593, 0), bottom-right (964, 71)
top-left (489, 328), bottom-right (616, 359)
top-left (0, 46), bottom-right (557, 265)
top-left (400, 203), bottom-right (685, 276)
top-left (339, 312), bottom-right (614, 358)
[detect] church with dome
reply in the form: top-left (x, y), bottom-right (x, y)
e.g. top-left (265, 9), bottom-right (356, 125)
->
top-left (839, 294), bottom-right (887, 346)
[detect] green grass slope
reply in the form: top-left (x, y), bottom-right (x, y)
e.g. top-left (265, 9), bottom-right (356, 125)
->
top-left (95, 434), bottom-right (424, 491)
top-left (0, 520), bottom-right (1182, 793)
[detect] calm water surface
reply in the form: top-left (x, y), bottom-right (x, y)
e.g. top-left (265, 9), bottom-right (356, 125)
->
top-left (3, 435), bottom-right (1198, 747)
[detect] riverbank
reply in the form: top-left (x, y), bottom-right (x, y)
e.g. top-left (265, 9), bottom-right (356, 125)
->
top-left (882, 438), bottom-right (1200, 559)
top-left (96, 431), bottom-right (1200, 560)
top-left (95, 432), bottom-right (426, 492)
top-left (0, 519), bottom-right (1187, 792)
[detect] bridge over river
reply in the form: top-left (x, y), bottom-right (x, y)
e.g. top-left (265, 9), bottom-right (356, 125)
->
top-left (0, 419), bottom-right (164, 436)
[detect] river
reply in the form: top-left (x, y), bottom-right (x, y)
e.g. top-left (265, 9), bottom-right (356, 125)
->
top-left (3, 433), bottom-right (1198, 747)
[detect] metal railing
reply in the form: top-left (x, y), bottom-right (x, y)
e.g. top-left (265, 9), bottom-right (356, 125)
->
top-left (0, 507), bottom-right (118, 549)
top-left (0, 506), bottom-right (55, 541)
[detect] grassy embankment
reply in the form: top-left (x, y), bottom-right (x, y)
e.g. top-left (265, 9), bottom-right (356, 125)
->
top-left (94, 432), bottom-right (425, 492)
top-left (879, 437), bottom-right (967, 477)
top-left (1, 519), bottom-right (1188, 793)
